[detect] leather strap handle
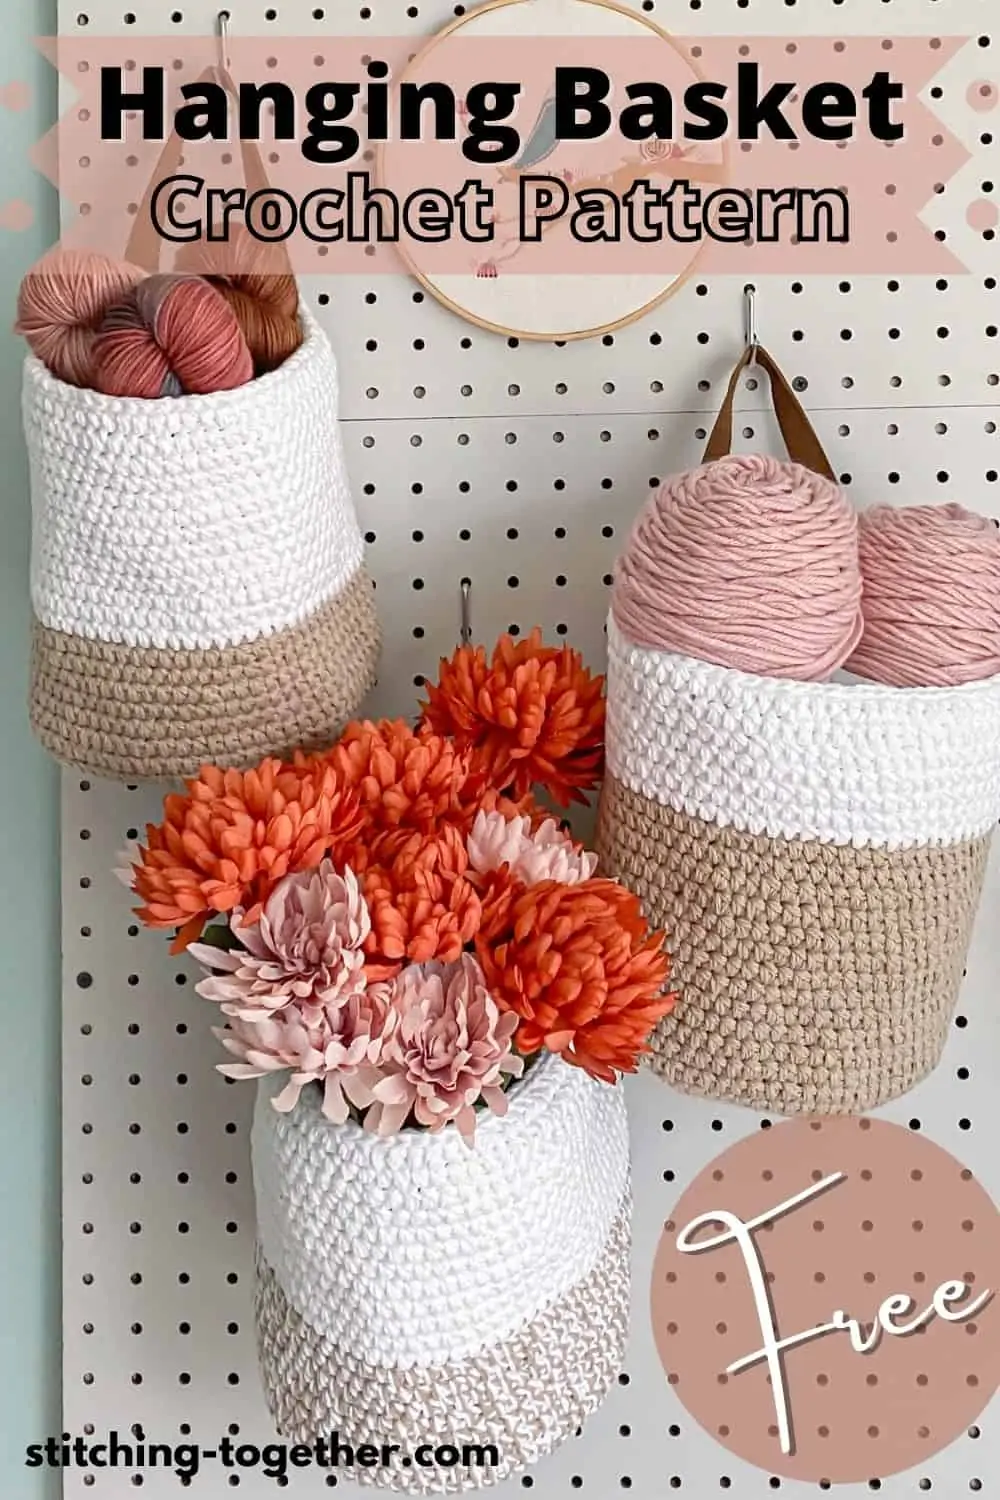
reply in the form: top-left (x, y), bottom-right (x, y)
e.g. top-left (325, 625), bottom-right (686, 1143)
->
top-left (703, 343), bottom-right (836, 482)
top-left (123, 66), bottom-right (280, 271)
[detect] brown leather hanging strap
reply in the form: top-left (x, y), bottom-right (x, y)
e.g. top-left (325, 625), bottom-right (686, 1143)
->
top-left (123, 66), bottom-right (283, 271)
top-left (703, 343), bottom-right (836, 482)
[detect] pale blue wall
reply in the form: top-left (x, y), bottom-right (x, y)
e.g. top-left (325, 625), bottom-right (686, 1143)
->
top-left (0, 3), bottom-right (61, 1496)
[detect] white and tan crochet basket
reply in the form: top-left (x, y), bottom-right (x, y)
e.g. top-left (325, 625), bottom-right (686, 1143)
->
top-left (251, 1053), bottom-right (631, 1492)
top-left (23, 305), bottom-right (381, 782)
top-left (597, 347), bottom-right (1000, 1115)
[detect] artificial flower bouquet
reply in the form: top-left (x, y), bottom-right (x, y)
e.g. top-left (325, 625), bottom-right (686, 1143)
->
top-left (123, 631), bottom-right (674, 1491)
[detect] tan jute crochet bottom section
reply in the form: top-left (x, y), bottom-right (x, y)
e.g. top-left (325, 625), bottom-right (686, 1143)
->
top-left (30, 566), bottom-right (381, 782)
top-left (596, 773), bottom-right (990, 1114)
top-left (254, 1205), bottom-right (631, 1493)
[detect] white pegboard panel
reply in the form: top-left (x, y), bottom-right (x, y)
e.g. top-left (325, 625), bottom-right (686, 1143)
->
top-left (60, 398), bottom-right (1000, 1499)
top-left (300, 274), bottom-right (1000, 423)
top-left (57, 0), bottom-right (1000, 1495)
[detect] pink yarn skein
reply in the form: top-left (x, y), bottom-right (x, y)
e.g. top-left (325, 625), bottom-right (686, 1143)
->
top-left (91, 273), bottom-right (254, 399)
top-left (847, 503), bottom-right (1000, 687)
top-left (612, 453), bottom-right (864, 681)
top-left (15, 247), bottom-right (144, 387)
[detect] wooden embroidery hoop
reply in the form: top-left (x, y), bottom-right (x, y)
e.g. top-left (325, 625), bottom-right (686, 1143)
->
top-left (377, 0), bottom-right (729, 341)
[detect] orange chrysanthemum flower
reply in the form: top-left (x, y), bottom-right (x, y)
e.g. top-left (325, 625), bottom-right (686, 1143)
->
top-left (473, 865), bottom-right (520, 934)
top-left (312, 719), bottom-right (479, 832)
top-left (361, 824), bottom-right (483, 978)
top-left (419, 629), bottom-right (606, 807)
top-left (130, 759), bottom-right (364, 951)
top-left (308, 718), bottom-right (543, 849)
top-left (476, 879), bottom-right (675, 1082)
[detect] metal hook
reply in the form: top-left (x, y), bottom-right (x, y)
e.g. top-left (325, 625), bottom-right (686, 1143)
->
top-left (744, 283), bottom-right (759, 365)
top-left (217, 10), bottom-right (231, 75)
top-left (459, 578), bottom-right (473, 646)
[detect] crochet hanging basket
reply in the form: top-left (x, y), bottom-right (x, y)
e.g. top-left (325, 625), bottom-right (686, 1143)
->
top-left (23, 304), bottom-right (381, 782)
top-left (596, 347), bottom-right (1000, 1115)
top-left (251, 1053), bottom-right (631, 1492)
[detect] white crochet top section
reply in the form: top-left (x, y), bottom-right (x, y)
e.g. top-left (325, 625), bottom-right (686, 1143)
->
top-left (251, 1053), bottom-right (630, 1370)
top-left (606, 612), bottom-right (1000, 850)
top-left (24, 308), bottom-right (364, 650)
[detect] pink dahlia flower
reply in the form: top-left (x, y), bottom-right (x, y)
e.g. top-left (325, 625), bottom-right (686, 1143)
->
top-left (189, 861), bottom-right (370, 1020)
top-left (214, 986), bottom-right (396, 1122)
top-left (358, 953), bottom-right (523, 1144)
top-left (466, 810), bottom-right (598, 886)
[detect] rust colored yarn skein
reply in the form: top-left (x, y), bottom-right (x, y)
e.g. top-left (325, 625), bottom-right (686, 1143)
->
top-left (91, 273), bottom-right (254, 398)
top-left (176, 227), bottom-right (302, 374)
top-left (15, 247), bottom-right (145, 387)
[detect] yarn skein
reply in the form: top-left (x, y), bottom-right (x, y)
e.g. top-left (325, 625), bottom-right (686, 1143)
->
top-left (15, 247), bottom-right (145, 387)
top-left (91, 273), bottom-right (254, 398)
top-left (612, 453), bottom-right (864, 681)
top-left (847, 502), bottom-right (1000, 687)
top-left (175, 227), bottom-right (301, 374)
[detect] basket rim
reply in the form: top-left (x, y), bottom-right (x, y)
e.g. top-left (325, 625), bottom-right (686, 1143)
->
top-left (22, 301), bottom-right (327, 414)
top-left (607, 609), bottom-right (1000, 706)
top-left (255, 1048), bottom-right (588, 1155)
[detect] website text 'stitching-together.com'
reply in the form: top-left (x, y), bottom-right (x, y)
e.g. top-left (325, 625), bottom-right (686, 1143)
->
top-left (26, 1433), bottom-right (502, 1482)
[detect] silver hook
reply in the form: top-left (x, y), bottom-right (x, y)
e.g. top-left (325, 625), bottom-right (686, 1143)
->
top-left (459, 578), bottom-right (473, 646)
top-left (744, 283), bottom-right (758, 365)
top-left (217, 10), bottom-right (231, 75)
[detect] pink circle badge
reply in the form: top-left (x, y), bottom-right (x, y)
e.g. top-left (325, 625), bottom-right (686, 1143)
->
top-left (651, 1117), bottom-right (1000, 1483)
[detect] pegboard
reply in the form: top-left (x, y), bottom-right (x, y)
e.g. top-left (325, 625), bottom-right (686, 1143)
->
top-left (57, 0), bottom-right (1000, 1496)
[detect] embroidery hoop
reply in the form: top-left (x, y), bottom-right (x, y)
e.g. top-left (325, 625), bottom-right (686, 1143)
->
top-left (377, 0), bottom-right (729, 341)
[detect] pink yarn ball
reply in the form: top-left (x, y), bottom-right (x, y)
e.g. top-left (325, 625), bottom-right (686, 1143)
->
top-left (15, 247), bottom-right (145, 387)
top-left (847, 503), bottom-right (1000, 687)
top-left (612, 453), bottom-right (864, 681)
top-left (91, 273), bottom-right (254, 399)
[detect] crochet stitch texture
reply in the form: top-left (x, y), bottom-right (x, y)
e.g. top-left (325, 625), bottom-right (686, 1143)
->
top-left (23, 307), bottom-right (380, 780)
top-left (251, 1054), bottom-right (631, 1488)
top-left (598, 614), bottom-right (1000, 1113)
